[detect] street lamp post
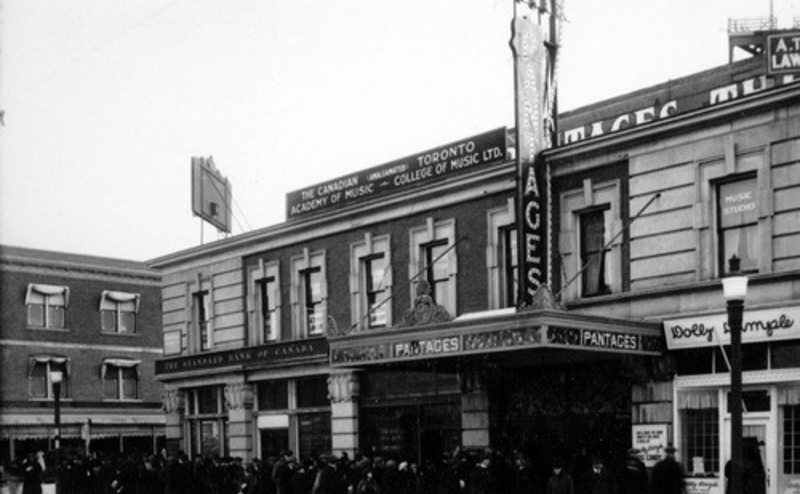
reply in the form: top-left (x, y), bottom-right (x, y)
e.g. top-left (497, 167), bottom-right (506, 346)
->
top-left (722, 255), bottom-right (748, 494)
top-left (50, 370), bottom-right (63, 451)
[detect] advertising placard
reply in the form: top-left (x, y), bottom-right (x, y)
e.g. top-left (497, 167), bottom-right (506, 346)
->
top-left (632, 424), bottom-right (670, 467)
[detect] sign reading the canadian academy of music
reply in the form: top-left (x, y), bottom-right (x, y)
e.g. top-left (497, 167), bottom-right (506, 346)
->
top-left (285, 128), bottom-right (507, 219)
top-left (768, 31), bottom-right (800, 75)
top-left (663, 305), bottom-right (800, 350)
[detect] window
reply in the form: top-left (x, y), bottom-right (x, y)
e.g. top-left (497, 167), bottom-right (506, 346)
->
top-left (717, 176), bottom-right (758, 275)
top-left (424, 239), bottom-right (451, 306)
top-left (681, 407), bottom-right (720, 476)
top-left (350, 234), bottom-right (392, 331)
top-left (364, 255), bottom-right (389, 328)
top-left (100, 291), bottom-right (139, 334)
top-left (409, 219), bottom-right (457, 316)
top-left (291, 249), bottom-right (327, 338)
top-left (487, 201), bottom-right (517, 309)
top-left (785, 405), bottom-right (800, 474)
top-left (28, 356), bottom-right (69, 399)
top-left (258, 277), bottom-right (278, 342)
top-left (580, 207), bottom-right (611, 297)
top-left (303, 268), bottom-right (323, 336)
top-left (194, 291), bottom-right (211, 351)
top-left (26, 284), bottom-right (68, 329)
top-left (558, 178), bottom-right (621, 301)
top-left (501, 226), bottom-right (519, 307)
top-left (102, 359), bottom-right (139, 400)
top-left (186, 386), bottom-right (227, 458)
top-left (248, 260), bottom-right (282, 345)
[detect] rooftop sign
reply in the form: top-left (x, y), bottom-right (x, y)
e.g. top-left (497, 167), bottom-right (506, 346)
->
top-left (768, 31), bottom-right (800, 75)
top-left (286, 128), bottom-right (507, 219)
top-left (557, 57), bottom-right (799, 147)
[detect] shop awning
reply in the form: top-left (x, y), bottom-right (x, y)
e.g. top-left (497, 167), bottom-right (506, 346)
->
top-left (0, 413), bottom-right (164, 441)
top-left (329, 308), bottom-right (665, 367)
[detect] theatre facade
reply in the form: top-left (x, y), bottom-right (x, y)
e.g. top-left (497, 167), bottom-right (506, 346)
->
top-left (150, 54), bottom-right (800, 494)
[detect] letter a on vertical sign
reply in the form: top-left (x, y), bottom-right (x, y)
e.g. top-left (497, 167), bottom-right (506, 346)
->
top-left (511, 1), bottom-right (555, 306)
top-left (191, 156), bottom-right (233, 233)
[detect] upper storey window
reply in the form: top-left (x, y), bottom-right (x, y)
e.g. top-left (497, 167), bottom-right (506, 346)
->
top-left (350, 233), bottom-right (392, 331)
top-left (580, 206), bottom-right (611, 297)
top-left (409, 219), bottom-right (457, 316)
top-left (100, 291), bottom-right (139, 334)
top-left (487, 200), bottom-right (518, 309)
top-left (248, 260), bottom-right (281, 345)
top-left (26, 284), bottom-right (69, 329)
top-left (291, 249), bottom-right (327, 338)
top-left (194, 290), bottom-right (211, 351)
top-left (717, 175), bottom-right (758, 275)
top-left (559, 178), bottom-right (622, 301)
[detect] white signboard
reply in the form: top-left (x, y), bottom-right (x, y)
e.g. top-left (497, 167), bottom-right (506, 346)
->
top-left (632, 424), bottom-right (670, 467)
top-left (663, 305), bottom-right (800, 350)
top-left (686, 478), bottom-right (723, 494)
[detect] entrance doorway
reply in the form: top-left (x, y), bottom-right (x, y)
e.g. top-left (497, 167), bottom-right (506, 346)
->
top-left (725, 417), bottom-right (772, 494)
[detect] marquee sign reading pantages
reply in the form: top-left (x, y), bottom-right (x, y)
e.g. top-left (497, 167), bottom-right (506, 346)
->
top-left (330, 325), bottom-right (663, 366)
top-left (285, 128), bottom-right (507, 219)
top-left (663, 305), bottom-right (800, 350)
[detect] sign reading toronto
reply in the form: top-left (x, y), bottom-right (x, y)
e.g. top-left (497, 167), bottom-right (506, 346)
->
top-left (286, 128), bottom-right (507, 218)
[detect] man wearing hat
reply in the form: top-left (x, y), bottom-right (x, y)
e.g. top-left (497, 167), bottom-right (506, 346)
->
top-left (651, 446), bottom-right (686, 494)
top-left (619, 449), bottom-right (648, 494)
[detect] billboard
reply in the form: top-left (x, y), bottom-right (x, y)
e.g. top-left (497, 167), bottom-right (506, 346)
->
top-left (768, 31), bottom-right (800, 75)
top-left (191, 156), bottom-right (232, 233)
top-left (285, 128), bottom-right (508, 219)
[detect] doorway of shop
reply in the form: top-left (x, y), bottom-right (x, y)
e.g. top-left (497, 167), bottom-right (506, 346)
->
top-left (724, 418), bottom-right (772, 494)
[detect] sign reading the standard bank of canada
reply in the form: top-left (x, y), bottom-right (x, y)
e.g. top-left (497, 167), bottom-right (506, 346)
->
top-left (768, 31), bottom-right (800, 75)
top-left (286, 128), bottom-right (507, 219)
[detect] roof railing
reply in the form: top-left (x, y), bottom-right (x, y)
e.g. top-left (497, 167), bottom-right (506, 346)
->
top-left (728, 17), bottom-right (778, 33)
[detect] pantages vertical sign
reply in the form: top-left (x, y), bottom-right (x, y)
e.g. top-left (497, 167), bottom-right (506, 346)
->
top-left (510, 1), bottom-right (557, 306)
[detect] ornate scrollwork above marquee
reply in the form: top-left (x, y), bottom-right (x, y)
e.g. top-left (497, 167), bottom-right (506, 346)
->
top-left (403, 281), bottom-right (452, 326)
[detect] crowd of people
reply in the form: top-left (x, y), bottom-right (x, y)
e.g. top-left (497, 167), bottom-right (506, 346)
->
top-left (1, 445), bottom-right (688, 494)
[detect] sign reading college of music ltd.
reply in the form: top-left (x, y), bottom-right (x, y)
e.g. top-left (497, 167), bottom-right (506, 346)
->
top-left (286, 128), bottom-right (507, 219)
top-left (155, 338), bottom-right (328, 375)
top-left (768, 31), bottom-right (800, 75)
top-left (663, 305), bottom-right (800, 350)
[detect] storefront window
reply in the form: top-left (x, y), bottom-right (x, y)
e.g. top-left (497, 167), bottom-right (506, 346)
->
top-left (298, 412), bottom-right (331, 458)
top-left (681, 408), bottom-right (720, 476)
top-left (297, 377), bottom-right (328, 408)
top-left (772, 341), bottom-right (800, 369)
top-left (784, 405), bottom-right (800, 474)
top-left (186, 386), bottom-right (227, 458)
top-left (258, 380), bottom-right (289, 411)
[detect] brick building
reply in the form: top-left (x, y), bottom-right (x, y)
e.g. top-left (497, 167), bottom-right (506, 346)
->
top-left (150, 46), bottom-right (800, 494)
top-left (0, 246), bottom-right (165, 462)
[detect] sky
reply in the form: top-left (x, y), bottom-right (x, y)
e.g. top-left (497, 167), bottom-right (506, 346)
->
top-left (1, 0), bottom-right (798, 262)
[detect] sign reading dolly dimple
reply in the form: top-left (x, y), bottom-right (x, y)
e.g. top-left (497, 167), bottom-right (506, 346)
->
top-left (768, 31), bottom-right (800, 75)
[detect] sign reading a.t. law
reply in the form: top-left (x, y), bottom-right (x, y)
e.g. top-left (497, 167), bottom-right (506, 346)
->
top-left (768, 31), bottom-right (800, 75)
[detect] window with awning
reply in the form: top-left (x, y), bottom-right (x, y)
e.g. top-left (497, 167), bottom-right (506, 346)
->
top-left (99, 290), bottom-right (140, 334)
top-left (101, 358), bottom-right (140, 400)
top-left (27, 355), bottom-right (69, 398)
top-left (25, 284), bottom-right (69, 329)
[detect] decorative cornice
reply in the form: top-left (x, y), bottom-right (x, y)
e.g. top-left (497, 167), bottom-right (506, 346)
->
top-left (0, 258), bottom-right (160, 285)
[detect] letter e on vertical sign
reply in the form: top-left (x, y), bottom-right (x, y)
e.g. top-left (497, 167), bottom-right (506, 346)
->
top-left (191, 156), bottom-right (232, 233)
